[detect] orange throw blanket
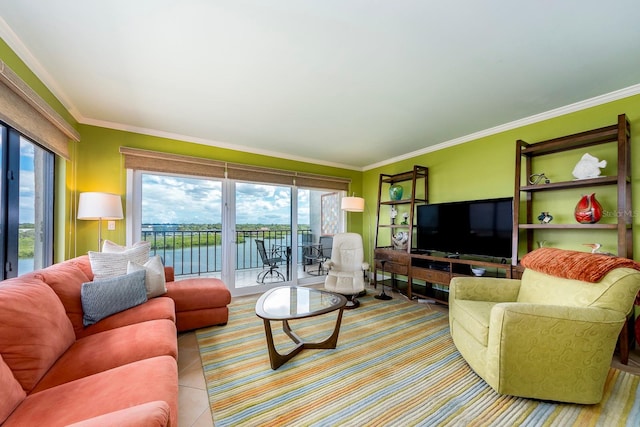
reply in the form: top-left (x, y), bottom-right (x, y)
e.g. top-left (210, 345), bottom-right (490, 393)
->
top-left (520, 247), bottom-right (640, 283)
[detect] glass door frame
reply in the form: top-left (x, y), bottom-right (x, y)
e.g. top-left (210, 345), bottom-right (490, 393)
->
top-left (127, 170), bottom-right (347, 297)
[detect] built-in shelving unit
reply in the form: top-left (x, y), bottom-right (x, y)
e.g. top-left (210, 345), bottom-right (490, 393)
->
top-left (373, 166), bottom-right (427, 300)
top-left (374, 165), bottom-right (429, 252)
top-left (513, 113), bottom-right (632, 262)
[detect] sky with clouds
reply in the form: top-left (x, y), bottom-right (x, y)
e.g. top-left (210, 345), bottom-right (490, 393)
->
top-left (19, 161), bottom-right (311, 226)
top-left (141, 174), bottom-right (310, 225)
top-left (19, 142), bottom-right (36, 224)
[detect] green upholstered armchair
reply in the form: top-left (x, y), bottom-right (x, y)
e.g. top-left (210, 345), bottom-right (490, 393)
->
top-left (448, 248), bottom-right (640, 404)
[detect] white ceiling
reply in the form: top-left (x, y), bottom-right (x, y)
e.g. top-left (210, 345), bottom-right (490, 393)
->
top-left (1, 1), bottom-right (639, 170)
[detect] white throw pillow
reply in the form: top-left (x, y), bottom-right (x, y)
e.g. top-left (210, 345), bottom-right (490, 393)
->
top-left (102, 239), bottom-right (149, 253)
top-left (89, 241), bottom-right (151, 279)
top-left (127, 255), bottom-right (167, 298)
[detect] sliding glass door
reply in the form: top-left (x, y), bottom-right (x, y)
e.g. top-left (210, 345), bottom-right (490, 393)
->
top-left (0, 126), bottom-right (54, 279)
top-left (137, 172), bottom-right (223, 278)
top-left (231, 181), bottom-right (293, 295)
top-left (129, 170), bottom-right (346, 296)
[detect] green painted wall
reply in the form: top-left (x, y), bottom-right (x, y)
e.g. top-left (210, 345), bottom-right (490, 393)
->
top-left (72, 124), bottom-right (363, 256)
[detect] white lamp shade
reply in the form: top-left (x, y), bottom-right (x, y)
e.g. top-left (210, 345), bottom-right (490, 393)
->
top-left (77, 192), bottom-right (123, 220)
top-left (341, 196), bottom-right (365, 212)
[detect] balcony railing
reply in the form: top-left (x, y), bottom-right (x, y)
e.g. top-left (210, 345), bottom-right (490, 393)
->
top-left (142, 227), bottom-right (313, 277)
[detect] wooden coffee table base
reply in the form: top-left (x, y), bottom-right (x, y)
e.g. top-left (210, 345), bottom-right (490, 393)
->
top-left (262, 309), bottom-right (344, 370)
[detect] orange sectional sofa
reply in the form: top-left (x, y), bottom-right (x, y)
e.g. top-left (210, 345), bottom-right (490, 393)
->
top-left (0, 255), bottom-right (230, 426)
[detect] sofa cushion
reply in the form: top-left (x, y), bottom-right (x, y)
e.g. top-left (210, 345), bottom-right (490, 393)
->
top-left (32, 319), bottom-right (177, 393)
top-left (166, 278), bottom-right (231, 311)
top-left (128, 255), bottom-right (167, 298)
top-left (0, 278), bottom-right (76, 392)
top-left (2, 356), bottom-right (178, 427)
top-left (89, 241), bottom-right (150, 279)
top-left (76, 297), bottom-right (176, 339)
top-left (81, 270), bottom-right (148, 326)
top-left (0, 355), bottom-right (25, 424)
top-left (28, 259), bottom-right (91, 333)
top-left (69, 255), bottom-right (95, 281)
top-left (65, 401), bottom-right (171, 427)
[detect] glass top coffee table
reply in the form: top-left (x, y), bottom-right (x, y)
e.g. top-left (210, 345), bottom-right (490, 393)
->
top-left (255, 286), bottom-right (347, 369)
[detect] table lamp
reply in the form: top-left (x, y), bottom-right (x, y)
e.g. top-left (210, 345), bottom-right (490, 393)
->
top-left (77, 192), bottom-right (124, 251)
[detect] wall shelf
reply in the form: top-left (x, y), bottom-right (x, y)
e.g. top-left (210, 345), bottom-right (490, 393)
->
top-left (513, 113), bottom-right (632, 261)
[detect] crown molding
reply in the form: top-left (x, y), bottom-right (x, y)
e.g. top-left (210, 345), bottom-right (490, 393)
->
top-left (363, 84), bottom-right (640, 171)
top-left (82, 117), bottom-right (364, 171)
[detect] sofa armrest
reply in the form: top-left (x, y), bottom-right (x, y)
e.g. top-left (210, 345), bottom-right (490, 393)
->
top-left (164, 266), bottom-right (175, 283)
top-left (449, 277), bottom-right (521, 302)
top-left (64, 401), bottom-right (170, 427)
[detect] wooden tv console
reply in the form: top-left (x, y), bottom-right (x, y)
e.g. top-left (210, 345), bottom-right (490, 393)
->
top-left (373, 247), bottom-right (516, 304)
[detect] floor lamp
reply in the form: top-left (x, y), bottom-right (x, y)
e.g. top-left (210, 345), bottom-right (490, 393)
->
top-left (77, 192), bottom-right (124, 251)
top-left (341, 195), bottom-right (380, 295)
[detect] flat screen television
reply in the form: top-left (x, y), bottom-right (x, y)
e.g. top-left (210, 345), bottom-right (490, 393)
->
top-left (416, 197), bottom-right (513, 259)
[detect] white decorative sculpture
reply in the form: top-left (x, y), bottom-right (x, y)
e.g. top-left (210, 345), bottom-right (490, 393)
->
top-left (392, 231), bottom-right (409, 250)
top-left (572, 153), bottom-right (606, 180)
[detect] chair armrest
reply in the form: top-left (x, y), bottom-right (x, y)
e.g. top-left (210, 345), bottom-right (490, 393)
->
top-left (65, 401), bottom-right (171, 427)
top-left (449, 277), bottom-right (521, 302)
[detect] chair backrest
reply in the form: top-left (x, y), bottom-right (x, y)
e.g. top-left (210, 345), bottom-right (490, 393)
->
top-left (255, 240), bottom-right (270, 265)
top-left (517, 248), bottom-right (640, 315)
top-left (319, 236), bottom-right (333, 258)
top-left (327, 233), bottom-right (363, 273)
top-left (518, 267), bottom-right (640, 314)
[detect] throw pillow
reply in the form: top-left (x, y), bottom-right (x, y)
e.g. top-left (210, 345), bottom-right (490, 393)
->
top-left (102, 239), bottom-right (148, 253)
top-left (81, 269), bottom-right (148, 326)
top-left (89, 241), bottom-right (150, 279)
top-left (127, 255), bottom-right (167, 298)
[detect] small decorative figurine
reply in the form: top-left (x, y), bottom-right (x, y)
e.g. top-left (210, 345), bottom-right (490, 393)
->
top-left (390, 206), bottom-right (398, 224)
top-left (583, 243), bottom-right (614, 256)
top-left (572, 153), bottom-right (606, 180)
top-left (574, 193), bottom-right (603, 224)
top-left (538, 212), bottom-right (553, 224)
top-left (401, 212), bottom-right (409, 225)
top-left (389, 184), bottom-right (403, 201)
top-left (529, 173), bottom-right (550, 185)
top-left (392, 231), bottom-right (409, 250)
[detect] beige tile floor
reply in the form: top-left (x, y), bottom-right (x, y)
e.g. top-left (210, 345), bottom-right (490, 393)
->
top-left (176, 285), bottom-right (640, 427)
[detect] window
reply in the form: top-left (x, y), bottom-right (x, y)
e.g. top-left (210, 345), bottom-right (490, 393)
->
top-left (0, 124), bottom-right (54, 279)
top-left (138, 172), bottom-right (223, 276)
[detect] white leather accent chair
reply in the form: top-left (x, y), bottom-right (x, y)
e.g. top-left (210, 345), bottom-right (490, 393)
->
top-left (324, 233), bottom-right (370, 308)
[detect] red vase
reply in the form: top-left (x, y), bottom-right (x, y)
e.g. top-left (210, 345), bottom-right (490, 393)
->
top-left (574, 193), bottom-right (603, 224)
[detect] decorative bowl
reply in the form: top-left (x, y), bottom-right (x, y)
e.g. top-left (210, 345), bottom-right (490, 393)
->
top-left (471, 267), bottom-right (486, 277)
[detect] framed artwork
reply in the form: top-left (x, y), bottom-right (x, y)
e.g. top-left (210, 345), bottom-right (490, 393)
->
top-left (321, 192), bottom-right (339, 235)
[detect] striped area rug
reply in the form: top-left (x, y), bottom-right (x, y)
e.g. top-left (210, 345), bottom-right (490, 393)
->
top-left (196, 292), bottom-right (640, 426)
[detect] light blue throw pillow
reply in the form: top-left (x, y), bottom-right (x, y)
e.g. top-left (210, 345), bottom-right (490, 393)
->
top-left (81, 269), bottom-right (147, 326)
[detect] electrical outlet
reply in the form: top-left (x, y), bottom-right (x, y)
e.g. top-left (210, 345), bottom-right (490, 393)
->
top-left (107, 220), bottom-right (116, 231)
